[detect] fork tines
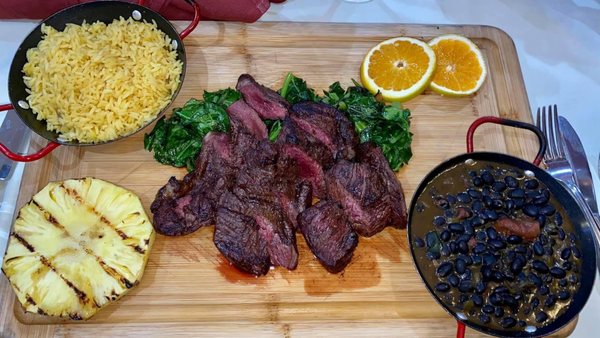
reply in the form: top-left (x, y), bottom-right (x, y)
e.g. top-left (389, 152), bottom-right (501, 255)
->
top-left (536, 104), bottom-right (563, 160)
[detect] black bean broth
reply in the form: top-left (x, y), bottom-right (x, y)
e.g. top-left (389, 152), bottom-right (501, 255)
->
top-left (411, 159), bottom-right (582, 332)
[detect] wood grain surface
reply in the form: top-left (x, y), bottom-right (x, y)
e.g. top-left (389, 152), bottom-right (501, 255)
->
top-left (0, 21), bottom-right (576, 337)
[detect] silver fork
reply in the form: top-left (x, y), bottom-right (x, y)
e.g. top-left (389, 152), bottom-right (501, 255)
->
top-left (536, 105), bottom-right (600, 262)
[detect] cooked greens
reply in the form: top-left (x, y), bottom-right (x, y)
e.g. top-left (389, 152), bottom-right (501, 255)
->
top-left (144, 89), bottom-right (239, 171)
top-left (279, 72), bottom-right (318, 104)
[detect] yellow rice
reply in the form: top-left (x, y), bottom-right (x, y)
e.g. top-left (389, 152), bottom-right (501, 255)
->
top-left (22, 17), bottom-right (183, 143)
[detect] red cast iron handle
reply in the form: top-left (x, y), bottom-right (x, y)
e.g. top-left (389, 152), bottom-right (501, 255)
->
top-left (466, 116), bottom-right (546, 166)
top-left (138, 0), bottom-right (201, 40)
top-left (456, 116), bottom-right (547, 338)
top-left (0, 103), bottom-right (60, 162)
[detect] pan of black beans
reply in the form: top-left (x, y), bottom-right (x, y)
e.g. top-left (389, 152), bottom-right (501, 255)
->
top-left (408, 117), bottom-right (596, 337)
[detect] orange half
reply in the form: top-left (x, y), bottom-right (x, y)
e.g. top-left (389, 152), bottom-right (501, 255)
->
top-left (428, 34), bottom-right (487, 96)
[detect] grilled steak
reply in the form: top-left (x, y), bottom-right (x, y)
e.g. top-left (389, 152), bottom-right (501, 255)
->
top-left (236, 74), bottom-right (290, 120)
top-left (151, 132), bottom-right (234, 236)
top-left (325, 142), bottom-right (408, 237)
top-left (281, 144), bottom-right (326, 198)
top-left (298, 201), bottom-right (358, 273)
top-left (214, 192), bottom-right (271, 275)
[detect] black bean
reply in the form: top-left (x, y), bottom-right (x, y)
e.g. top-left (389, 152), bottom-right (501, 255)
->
top-left (472, 294), bottom-right (483, 307)
top-left (505, 199), bottom-right (515, 211)
top-left (472, 176), bottom-right (483, 187)
top-left (523, 204), bottom-right (539, 217)
top-left (482, 266), bottom-right (493, 280)
top-left (482, 254), bottom-right (497, 266)
top-left (444, 209), bottom-right (455, 218)
top-left (543, 274), bottom-right (553, 283)
top-left (529, 273), bottom-right (543, 287)
top-left (448, 274), bottom-right (460, 287)
top-left (483, 196), bottom-right (493, 207)
top-left (492, 181), bottom-right (507, 192)
top-left (468, 188), bottom-right (483, 199)
top-left (448, 223), bottom-right (464, 234)
top-left (435, 197), bottom-right (450, 209)
top-left (446, 194), bottom-right (458, 205)
top-left (426, 231), bottom-right (440, 249)
top-left (472, 254), bottom-right (482, 265)
top-left (482, 304), bottom-right (495, 314)
top-left (464, 223), bottom-right (475, 236)
top-left (526, 190), bottom-right (539, 201)
top-left (537, 214), bottom-right (547, 227)
top-left (449, 241), bottom-right (458, 254)
top-left (507, 235), bottom-right (523, 244)
top-left (455, 258), bottom-right (467, 275)
top-left (458, 280), bottom-right (472, 293)
top-left (538, 285), bottom-right (549, 295)
top-left (485, 209), bottom-right (498, 221)
top-left (545, 295), bottom-right (557, 307)
top-left (471, 217), bottom-right (485, 227)
top-left (502, 294), bottom-right (517, 308)
top-left (493, 270), bottom-right (505, 282)
top-left (556, 212), bottom-right (563, 226)
top-left (472, 243), bottom-right (486, 255)
top-left (534, 194), bottom-right (550, 206)
top-left (511, 257), bottom-right (526, 274)
top-left (558, 279), bottom-right (568, 287)
top-left (440, 230), bottom-right (451, 242)
top-left (436, 262), bottom-right (453, 277)
top-left (414, 237), bottom-right (425, 248)
top-left (508, 188), bottom-right (526, 199)
top-left (505, 176), bottom-right (518, 188)
top-left (489, 292), bottom-right (503, 306)
top-left (475, 231), bottom-right (487, 242)
top-left (458, 240), bottom-right (469, 254)
top-left (458, 254), bottom-right (473, 265)
top-left (481, 170), bottom-right (494, 185)
top-left (493, 286), bottom-right (508, 294)
top-left (532, 260), bottom-right (549, 273)
top-left (472, 200), bottom-right (484, 212)
top-left (491, 199), bottom-right (504, 210)
top-left (558, 228), bottom-right (566, 241)
top-left (479, 314), bottom-right (491, 324)
top-left (433, 216), bottom-right (446, 227)
top-left (569, 275), bottom-right (579, 284)
top-left (440, 244), bottom-right (451, 257)
top-left (518, 320), bottom-right (527, 328)
top-left (533, 241), bottom-right (544, 256)
top-left (489, 239), bottom-right (507, 250)
top-left (500, 317), bottom-right (517, 328)
top-left (572, 246), bottom-right (581, 258)
top-left (515, 245), bottom-right (527, 254)
top-left (459, 294), bottom-right (469, 304)
top-left (550, 267), bottom-right (566, 279)
top-left (435, 282), bottom-right (450, 292)
top-left (524, 179), bottom-right (539, 190)
top-left (475, 281), bottom-right (486, 294)
top-left (563, 261), bottom-right (573, 271)
top-left (456, 192), bottom-right (471, 203)
top-left (426, 251), bottom-right (440, 260)
top-left (535, 311), bottom-right (548, 323)
top-left (539, 204), bottom-right (556, 216)
top-left (532, 297), bottom-right (540, 309)
top-left (514, 198), bottom-right (525, 209)
top-left (494, 307), bottom-right (505, 318)
top-left (486, 227), bottom-right (499, 240)
top-left (461, 269), bottom-right (473, 281)
top-left (469, 170), bottom-right (478, 177)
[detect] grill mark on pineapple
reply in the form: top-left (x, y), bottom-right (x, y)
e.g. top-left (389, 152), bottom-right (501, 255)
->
top-left (31, 199), bottom-right (65, 231)
top-left (38, 256), bottom-right (94, 307)
top-left (59, 185), bottom-right (147, 255)
top-left (12, 232), bottom-right (35, 252)
top-left (26, 295), bottom-right (37, 306)
top-left (96, 257), bottom-right (135, 289)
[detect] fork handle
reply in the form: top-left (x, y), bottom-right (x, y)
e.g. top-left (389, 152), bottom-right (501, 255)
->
top-left (466, 116), bottom-right (547, 166)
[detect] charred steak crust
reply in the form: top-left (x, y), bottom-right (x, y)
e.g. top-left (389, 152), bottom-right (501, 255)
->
top-left (299, 200), bottom-right (358, 273)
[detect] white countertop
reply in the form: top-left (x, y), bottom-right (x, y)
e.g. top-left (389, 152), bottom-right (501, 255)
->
top-left (0, 0), bottom-right (599, 336)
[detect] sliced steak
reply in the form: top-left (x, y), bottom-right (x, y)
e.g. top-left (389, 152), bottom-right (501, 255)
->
top-left (277, 102), bottom-right (358, 169)
top-left (298, 201), bottom-right (358, 273)
top-left (281, 144), bottom-right (326, 198)
top-left (325, 142), bottom-right (408, 237)
top-left (151, 133), bottom-right (235, 236)
top-left (236, 74), bottom-right (290, 120)
top-left (214, 192), bottom-right (270, 276)
top-left (228, 99), bottom-right (267, 139)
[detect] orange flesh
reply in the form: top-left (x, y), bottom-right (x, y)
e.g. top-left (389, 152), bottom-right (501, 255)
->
top-left (367, 40), bottom-right (430, 91)
top-left (430, 40), bottom-right (483, 91)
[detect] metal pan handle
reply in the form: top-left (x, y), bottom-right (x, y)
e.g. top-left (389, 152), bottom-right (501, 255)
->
top-left (138, 0), bottom-right (201, 40)
top-left (0, 104), bottom-right (60, 162)
top-left (466, 116), bottom-right (547, 166)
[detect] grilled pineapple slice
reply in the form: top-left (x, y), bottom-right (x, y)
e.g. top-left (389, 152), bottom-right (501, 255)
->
top-left (1, 177), bottom-right (154, 320)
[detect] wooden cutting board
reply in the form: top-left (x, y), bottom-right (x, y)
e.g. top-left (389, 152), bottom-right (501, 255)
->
top-left (0, 22), bottom-right (577, 337)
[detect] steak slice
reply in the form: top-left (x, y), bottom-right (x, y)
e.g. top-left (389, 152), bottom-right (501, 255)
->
top-left (298, 201), bottom-right (358, 273)
top-left (214, 192), bottom-right (270, 276)
top-left (151, 132), bottom-right (234, 236)
top-left (236, 74), bottom-right (290, 120)
top-left (281, 144), bottom-right (326, 198)
top-left (277, 102), bottom-right (358, 169)
top-left (325, 142), bottom-right (408, 237)
top-left (228, 99), bottom-right (267, 139)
